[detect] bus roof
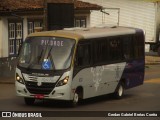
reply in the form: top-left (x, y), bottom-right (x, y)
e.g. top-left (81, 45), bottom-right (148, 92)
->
top-left (28, 26), bottom-right (140, 41)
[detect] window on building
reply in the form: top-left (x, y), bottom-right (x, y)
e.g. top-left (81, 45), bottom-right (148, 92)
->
top-left (28, 22), bottom-right (34, 34)
top-left (28, 20), bottom-right (43, 34)
top-left (75, 17), bottom-right (86, 28)
top-left (8, 21), bottom-right (23, 56)
top-left (9, 23), bottom-right (15, 55)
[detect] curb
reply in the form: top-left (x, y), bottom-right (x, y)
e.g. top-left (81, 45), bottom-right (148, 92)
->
top-left (145, 56), bottom-right (160, 65)
top-left (0, 81), bottom-right (14, 84)
top-left (145, 62), bottom-right (160, 65)
top-left (0, 78), bottom-right (14, 84)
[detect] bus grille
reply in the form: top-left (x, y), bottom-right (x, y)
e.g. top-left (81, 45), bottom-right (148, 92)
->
top-left (28, 76), bottom-right (38, 81)
top-left (25, 81), bottom-right (56, 95)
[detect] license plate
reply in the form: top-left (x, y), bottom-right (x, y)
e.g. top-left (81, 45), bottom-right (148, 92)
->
top-left (34, 94), bottom-right (44, 99)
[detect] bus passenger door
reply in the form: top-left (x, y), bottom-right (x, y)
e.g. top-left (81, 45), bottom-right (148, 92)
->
top-left (72, 41), bottom-right (95, 99)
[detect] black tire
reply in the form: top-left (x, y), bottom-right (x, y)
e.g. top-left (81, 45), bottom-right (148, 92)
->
top-left (69, 92), bottom-right (79, 107)
top-left (24, 97), bottom-right (35, 105)
top-left (113, 82), bottom-right (124, 99)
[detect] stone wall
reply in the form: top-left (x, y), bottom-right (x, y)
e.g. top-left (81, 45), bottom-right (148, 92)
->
top-left (0, 57), bottom-right (17, 77)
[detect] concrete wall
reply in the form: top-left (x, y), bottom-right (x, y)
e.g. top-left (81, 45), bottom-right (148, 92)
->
top-left (155, 2), bottom-right (160, 42)
top-left (0, 17), bottom-right (8, 58)
top-left (0, 57), bottom-right (17, 77)
top-left (23, 16), bottom-right (28, 41)
top-left (0, 16), bottom-right (29, 77)
top-left (1, 17), bottom-right (8, 57)
top-left (0, 17), bottom-right (17, 77)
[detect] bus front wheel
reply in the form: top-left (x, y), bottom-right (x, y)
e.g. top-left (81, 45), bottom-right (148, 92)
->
top-left (24, 97), bottom-right (35, 105)
top-left (69, 92), bottom-right (79, 107)
top-left (113, 83), bottom-right (124, 99)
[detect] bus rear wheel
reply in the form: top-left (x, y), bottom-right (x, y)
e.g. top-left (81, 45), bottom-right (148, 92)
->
top-left (113, 83), bottom-right (124, 99)
top-left (24, 97), bottom-right (35, 105)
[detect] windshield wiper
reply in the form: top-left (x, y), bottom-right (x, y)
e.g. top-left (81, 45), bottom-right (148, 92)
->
top-left (26, 45), bottom-right (48, 70)
top-left (26, 38), bottom-right (56, 70)
top-left (46, 46), bottom-right (55, 70)
top-left (38, 48), bottom-right (45, 64)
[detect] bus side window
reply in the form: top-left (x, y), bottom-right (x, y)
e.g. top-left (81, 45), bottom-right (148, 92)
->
top-left (76, 43), bottom-right (91, 67)
top-left (123, 36), bottom-right (134, 60)
top-left (109, 38), bottom-right (123, 61)
top-left (134, 33), bottom-right (144, 59)
top-left (93, 39), bottom-right (109, 64)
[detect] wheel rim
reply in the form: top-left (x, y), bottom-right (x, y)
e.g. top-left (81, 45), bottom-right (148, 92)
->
top-left (73, 93), bottom-right (79, 104)
top-left (118, 85), bottom-right (123, 97)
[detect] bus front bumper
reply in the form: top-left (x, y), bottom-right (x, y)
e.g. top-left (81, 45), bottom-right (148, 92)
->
top-left (15, 81), bottom-right (72, 101)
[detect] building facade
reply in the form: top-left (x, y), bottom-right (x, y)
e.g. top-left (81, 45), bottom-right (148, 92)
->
top-left (0, 0), bottom-right (101, 77)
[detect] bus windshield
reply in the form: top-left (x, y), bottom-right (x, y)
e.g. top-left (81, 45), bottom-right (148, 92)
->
top-left (18, 37), bottom-right (75, 70)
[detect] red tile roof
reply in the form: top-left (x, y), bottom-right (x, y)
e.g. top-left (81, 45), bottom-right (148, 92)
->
top-left (0, 0), bottom-right (42, 11)
top-left (0, 0), bottom-right (102, 12)
top-left (75, 0), bottom-right (102, 10)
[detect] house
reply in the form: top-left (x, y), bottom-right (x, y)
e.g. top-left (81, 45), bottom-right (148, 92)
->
top-left (0, 0), bottom-right (101, 77)
top-left (82, 0), bottom-right (160, 52)
top-left (0, 0), bottom-right (102, 58)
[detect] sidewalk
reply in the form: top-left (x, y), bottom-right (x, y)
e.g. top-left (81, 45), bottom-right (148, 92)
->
top-left (0, 77), bottom-right (14, 84)
top-left (0, 55), bottom-right (160, 84)
top-left (145, 55), bottom-right (160, 65)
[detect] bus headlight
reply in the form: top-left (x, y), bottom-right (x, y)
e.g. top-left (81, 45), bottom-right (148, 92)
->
top-left (16, 73), bottom-right (24, 84)
top-left (56, 76), bottom-right (69, 87)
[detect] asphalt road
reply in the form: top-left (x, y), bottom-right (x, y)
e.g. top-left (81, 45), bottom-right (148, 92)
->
top-left (0, 65), bottom-right (160, 120)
